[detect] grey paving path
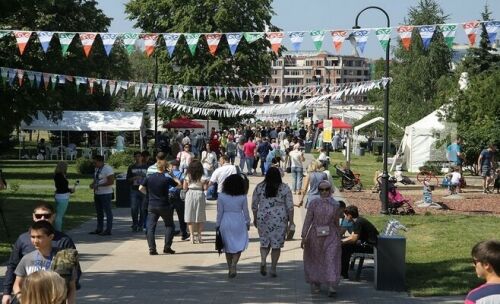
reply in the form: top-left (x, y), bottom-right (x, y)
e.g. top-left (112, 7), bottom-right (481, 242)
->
top-left (1, 154), bottom-right (464, 303)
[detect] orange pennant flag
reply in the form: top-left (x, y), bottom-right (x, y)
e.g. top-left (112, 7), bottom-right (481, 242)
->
top-left (206, 33), bottom-right (222, 56)
top-left (14, 31), bottom-right (32, 55)
top-left (79, 33), bottom-right (97, 57)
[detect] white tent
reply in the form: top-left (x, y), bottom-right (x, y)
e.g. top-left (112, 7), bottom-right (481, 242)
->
top-left (400, 109), bottom-right (447, 172)
top-left (21, 111), bottom-right (145, 155)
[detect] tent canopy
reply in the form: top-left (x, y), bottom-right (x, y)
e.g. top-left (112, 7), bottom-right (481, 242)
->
top-left (164, 117), bottom-right (204, 129)
top-left (20, 111), bottom-right (144, 132)
top-left (317, 118), bottom-right (352, 129)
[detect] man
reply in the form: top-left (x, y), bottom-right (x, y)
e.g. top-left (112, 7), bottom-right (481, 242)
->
top-left (341, 205), bottom-right (379, 279)
top-left (257, 137), bottom-right (272, 175)
top-left (243, 137), bottom-right (257, 175)
top-left (89, 155), bottom-right (114, 236)
top-left (209, 155), bottom-right (237, 194)
top-left (13, 221), bottom-right (76, 304)
top-left (169, 160), bottom-right (190, 241)
top-left (126, 151), bottom-right (148, 232)
top-left (478, 144), bottom-right (496, 194)
top-left (209, 128), bottom-right (220, 156)
top-left (2, 203), bottom-right (79, 304)
top-left (194, 133), bottom-right (205, 158)
top-left (447, 138), bottom-right (464, 173)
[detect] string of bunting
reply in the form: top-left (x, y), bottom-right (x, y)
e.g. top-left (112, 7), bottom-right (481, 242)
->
top-left (0, 66), bottom-right (387, 101)
top-left (0, 20), bottom-right (498, 57)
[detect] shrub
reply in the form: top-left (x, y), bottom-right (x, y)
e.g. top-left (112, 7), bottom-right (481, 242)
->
top-left (376, 156), bottom-right (383, 162)
top-left (107, 151), bottom-right (134, 169)
top-left (75, 157), bottom-right (94, 175)
top-left (419, 161), bottom-right (442, 176)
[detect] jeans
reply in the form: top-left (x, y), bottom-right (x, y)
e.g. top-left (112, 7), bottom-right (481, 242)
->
top-left (172, 196), bottom-right (188, 236)
top-left (147, 206), bottom-right (174, 251)
top-left (291, 166), bottom-right (303, 192)
top-left (130, 189), bottom-right (145, 228)
top-left (245, 156), bottom-right (255, 174)
top-left (94, 193), bottom-right (113, 232)
top-left (54, 197), bottom-right (69, 231)
top-left (238, 150), bottom-right (245, 171)
top-left (260, 154), bottom-right (268, 175)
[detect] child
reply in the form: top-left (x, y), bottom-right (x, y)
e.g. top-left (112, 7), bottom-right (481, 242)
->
top-left (448, 166), bottom-right (462, 195)
top-left (317, 148), bottom-right (329, 169)
top-left (465, 240), bottom-right (500, 303)
top-left (493, 169), bottom-right (500, 194)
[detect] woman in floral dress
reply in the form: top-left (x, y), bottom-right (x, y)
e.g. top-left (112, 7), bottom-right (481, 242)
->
top-left (301, 180), bottom-right (341, 297)
top-left (252, 167), bottom-right (294, 277)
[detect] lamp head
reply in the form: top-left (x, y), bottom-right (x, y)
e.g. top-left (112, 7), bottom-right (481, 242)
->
top-left (352, 25), bottom-right (361, 30)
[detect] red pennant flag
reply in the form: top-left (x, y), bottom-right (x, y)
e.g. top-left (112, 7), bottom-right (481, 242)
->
top-left (42, 73), bottom-right (51, 90)
top-left (397, 26), bottom-right (414, 50)
top-left (17, 69), bottom-right (24, 86)
top-left (206, 33), bottom-right (222, 56)
top-left (79, 33), bottom-right (97, 57)
top-left (462, 21), bottom-right (479, 46)
top-left (14, 31), bottom-right (32, 55)
top-left (143, 34), bottom-right (159, 57)
top-left (266, 32), bottom-right (284, 54)
top-left (331, 30), bottom-right (348, 53)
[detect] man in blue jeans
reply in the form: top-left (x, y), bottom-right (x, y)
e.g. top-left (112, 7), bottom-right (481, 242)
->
top-left (126, 151), bottom-right (148, 232)
top-left (89, 155), bottom-right (114, 236)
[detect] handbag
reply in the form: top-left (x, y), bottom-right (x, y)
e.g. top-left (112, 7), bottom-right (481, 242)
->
top-left (180, 189), bottom-right (188, 201)
top-left (286, 223), bottom-right (295, 240)
top-left (316, 225), bottom-right (330, 237)
top-left (215, 227), bottom-right (224, 255)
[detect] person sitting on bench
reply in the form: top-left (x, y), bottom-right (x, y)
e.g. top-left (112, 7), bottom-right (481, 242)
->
top-left (340, 205), bottom-right (379, 279)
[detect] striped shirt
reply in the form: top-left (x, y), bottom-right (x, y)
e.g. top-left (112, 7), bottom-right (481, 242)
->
top-left (465, 283), bottom-right (500, 304)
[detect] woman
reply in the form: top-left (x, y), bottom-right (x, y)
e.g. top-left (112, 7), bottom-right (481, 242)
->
top-left (298, 160), bottom-right (328, 208)
top-left (177, 144), bottom-right (194, 173)
top-left (201, 143), bottom-right (217, 178)
top-left (20, 271), bottom-right (67, 304)
top-left (288, 144), bottom-right (305, 195)
top-left (216, 174), bottom-right (250, 278)
top-left (53, 161), bottom-right (75, 231)
top-left (183, 160), bottom-right (208, 244)
top-left (252, 167), bottom-right (294, 278)
top-left (237, 137), bottom-right (246, 172)
top-left (301, 181), bottom-right (341, 297)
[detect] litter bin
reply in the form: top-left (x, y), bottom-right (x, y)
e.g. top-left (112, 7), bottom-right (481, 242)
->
top-left (374, 235), bottom-right (406, 291)
top-left (356, 147), bottom-right (365, 156)
top-left (304, 141), bottom-right (313, 153)
top-left (115, 177), bottom-right (130, 208)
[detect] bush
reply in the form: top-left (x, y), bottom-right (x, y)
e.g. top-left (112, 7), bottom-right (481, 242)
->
top-left (75, 157), bottom-right (94, 174)
top-left (419, 161), bottom-right (442, 176)
top-left (107, 151), bottom-right (134, 169)
top-left (376, 156), bottom-right (383, 162)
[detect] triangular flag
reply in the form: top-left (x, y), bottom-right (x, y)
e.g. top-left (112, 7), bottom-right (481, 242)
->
top-left (352, 29), bottom-right (370, 54)
top-left (205, 33), bottom-right (222, 56)
top-left (163, 33), bottom-right (181, 57)
top-left (14, 31), bottom-right (32, 55)
top-left (462, 21), bottom-right (479, 46)
top-left (375, 28), bottom-right (391, 52)
top-left (121, 32), bottom-right (139, 54)
top-left (288, 32), bottom-right (305, 52)
top-left (266, 32), bottom-right (284, 54)
top-left (79, 33), bottom-right (97, 57)
top-left (331, 30), bottom-right (348, 53)
top-left (17, 69), bottom-right (24, 86)
top-left (185, 33), bottom-right (201, 56)
top-left (34, 72), bottom-right (42, 88)
top-left (0, 30), bottom-right (10, 39)
top-left (310, 30), bottom-right (325, 51)
top-left (27, 71), bottom-right (35, 87)
top-left (142, 34), bottom-right (159, 57)
top-left (244, 32), bottom-right (264, 44)
top-left (439, 24), bottom-right (457, 49)
top-left (419, 25), bottom-right (435, 50)
top-left (42, 73), bottom-right (51, 90)
top-left (397, 26), bottom-right (414, 50)
top-left (101, 33), bottom-right (118, 56)
top-left (485, 21), bottom-right (500, 45)
top-left (226, 32), bottom-right (242, 55)
top-left (58, 33), bottom-right (76, 56)
top-left (37, 31), bottom-right (54, 53)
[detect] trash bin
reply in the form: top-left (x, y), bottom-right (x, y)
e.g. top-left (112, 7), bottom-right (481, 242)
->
top-left (356, 147), bottom-right (365, 156)
top-left (304, 141), bottom-right (313, 153)
top-left (115, 177), bottom-right (130, 208)
top-left (374, 235), bottom-right (406, 291)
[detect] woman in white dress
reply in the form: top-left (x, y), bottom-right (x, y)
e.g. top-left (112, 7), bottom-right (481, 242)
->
top-left (183, 160), bottom-right (208, 244)
top-left (216, 174), bottom-right (250, 278)
top-left (201, 143), bottom-right (217, 178)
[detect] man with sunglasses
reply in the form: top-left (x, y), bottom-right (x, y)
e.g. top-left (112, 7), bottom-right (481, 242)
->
top-left (2, 203), bottom-right (79, 304)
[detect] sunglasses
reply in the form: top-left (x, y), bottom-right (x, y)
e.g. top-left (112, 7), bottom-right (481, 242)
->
top-left (34, 213), bottom-right (52, 219)
top-left (318, 188), bottom-right (330, 191)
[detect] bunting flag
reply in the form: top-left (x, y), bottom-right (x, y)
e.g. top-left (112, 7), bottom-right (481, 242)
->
top-left (226, 32), bottom-right (242, 55)
top-left (352, 30), bottom-right (370, 54)
top-left (397, 26), bottom-right (414, 50)
top-left (17, 69), bottom-right (24, 86)
top-left (331, 30), bottom-right (348, 53)
top-left (0, 31), bottom-right (10, 39)
top-left (439, 24), bottom-right (457, 48)
top-left (163, 33), bottom-right (181, 57)
top-left (419, 25), bottom-right (435, 50)
top-left (121, 32), bottom-right (139, 54)
top-left (58, 33), bottom-right (76, 56)
top-left (37, 31), bottom-right (54, 53)
top-left (143, 34), bottom-right (159, 57)
top-left (185, 33), bottom-right (201, 56)
top-left (14, 31), bottom-right (32, 55)
top-left (485, 21), bottom-right (500, 45)
top-left (310, 30), bottom-right (325, 51)
top-left (288, 32), bottom-right (305, 52)
top-left (375, 28), bottom-right (391, 52)
top-left (266, 32), bottom-right (284, 54)
top-left (79, 33), bottom-right (97, 57)
top-left (463, 21), bottom-right (479, 46)
top-left (205, 33), bottom-right (222, 56)
top-left (101, 33), bottom-right (118, 56)
top-left (244, 32), bottom-right (264, 44)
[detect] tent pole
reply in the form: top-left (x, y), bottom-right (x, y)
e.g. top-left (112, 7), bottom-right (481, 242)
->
top-left (60, 130), bottom-right (63, 161)
top-left (139, 130), bottom-right (143, 151)
top-left (100, 131), bottom-right (103, 156)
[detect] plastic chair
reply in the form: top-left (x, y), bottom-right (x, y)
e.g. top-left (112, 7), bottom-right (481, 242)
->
top-left (82, 148), bottom-right (92, 159)
top-left (65, 147), bottom-right (77, 160)
top-left (49, 147), bottom-right (59, 160)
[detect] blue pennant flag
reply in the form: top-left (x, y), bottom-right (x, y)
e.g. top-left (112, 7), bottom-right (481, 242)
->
top-left (419, 25), bottom-right (435, 50)
top-left (485, 21), bottom-right (500, 45)
top-left (226, 32), bottom-right (243, 55)
top-left (288, 31), bottom-right (305, 52)
top-left (163, 33), bottom-right (181, 57)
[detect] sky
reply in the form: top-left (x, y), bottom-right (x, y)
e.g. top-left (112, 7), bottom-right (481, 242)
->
top-left (97, 0), bottom-right (500, 59)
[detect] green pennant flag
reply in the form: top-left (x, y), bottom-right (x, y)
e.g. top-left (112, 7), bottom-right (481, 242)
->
top-left (58, 33), bottom-right (76, 56)
top-left (121, 32), bottom-right (140, 54)
top-left (244, 32), bottom-right (264, 44)
top-left (310, 30), bottom-right (325, 51)
top-left (439, 24), bottom-right (457, 49)
top-left (50, 74), bottom-right (58, 90)
top-left (185, 33), bottom-right (201, 56)
top-left (375, 28), bottom-right (391, 52)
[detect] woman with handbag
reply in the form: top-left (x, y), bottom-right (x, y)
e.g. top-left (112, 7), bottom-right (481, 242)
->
top-left (183, 160), bottom-right (208, 244)
top-left (301, 180), bottom-right (342, 297)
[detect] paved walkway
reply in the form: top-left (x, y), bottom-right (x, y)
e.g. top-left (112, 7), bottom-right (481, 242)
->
top-left (1, 154), bottom-right (464, 303)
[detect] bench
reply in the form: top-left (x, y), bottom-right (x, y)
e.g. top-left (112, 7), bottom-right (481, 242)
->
top-left (349, 252), bottom-right (374, 281)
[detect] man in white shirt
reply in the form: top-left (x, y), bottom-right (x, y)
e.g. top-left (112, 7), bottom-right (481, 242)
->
top-left (209, 155), bottom-right (237, 193)
top-left (89, 155), bottom-right (115, 236)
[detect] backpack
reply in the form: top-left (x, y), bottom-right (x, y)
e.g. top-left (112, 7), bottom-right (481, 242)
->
top-left (50, 249), bottom-right (79, 286)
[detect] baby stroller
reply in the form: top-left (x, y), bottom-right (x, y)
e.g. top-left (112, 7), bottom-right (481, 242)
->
top-left (381, 179), bottom-right (415, 215)
top-left (335, 165), bottom-right (363, 192)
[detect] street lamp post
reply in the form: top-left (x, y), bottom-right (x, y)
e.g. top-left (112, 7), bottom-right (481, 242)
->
top-left (154, 50), bottom-right (159, 151)
top-left (354, 6), bottom-right (390, 214)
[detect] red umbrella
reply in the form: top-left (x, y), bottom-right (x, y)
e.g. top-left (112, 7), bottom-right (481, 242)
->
top-left (164, 117), bottom-right (204, 129)
top-left (317, 118), bottom-right (352, 129)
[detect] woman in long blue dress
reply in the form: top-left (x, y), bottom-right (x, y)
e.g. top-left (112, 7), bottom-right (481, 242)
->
top-left (216, 174), bottom-right (250, 278)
